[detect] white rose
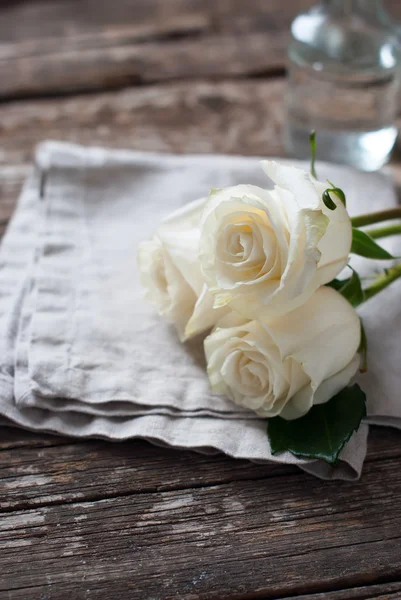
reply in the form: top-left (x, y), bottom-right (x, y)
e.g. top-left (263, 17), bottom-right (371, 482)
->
top-left (204, 286), bottom-right (361, 420)
top-left (138, 198), bottom-right (227, 341)
top-left (199, 161), bottom-right (352, 320)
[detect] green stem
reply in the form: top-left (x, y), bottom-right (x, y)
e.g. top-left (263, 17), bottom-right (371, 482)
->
top-left (361, 263), bottom-right (401, 304)
top-left (365, 222), bottom-right (401, 239)
top-left (309, 130), bottom-right (317, 179)
top-left (351, 207), bottom-right (401, 228)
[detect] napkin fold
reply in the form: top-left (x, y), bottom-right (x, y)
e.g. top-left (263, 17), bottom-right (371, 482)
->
top-left (1, 141), bottom-right (400, 480)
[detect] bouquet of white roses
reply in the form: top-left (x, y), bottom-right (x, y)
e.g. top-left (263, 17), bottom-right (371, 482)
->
top-left (138, 137), bottom-right (401, 465)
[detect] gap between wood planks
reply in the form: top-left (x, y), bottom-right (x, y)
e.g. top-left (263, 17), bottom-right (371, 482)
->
top-left (0, 77), bottom-right (400, 206)
top-left (0, 480), bottom-right (401, 599)
top-left (0, 0), bottom-right (307, 99)
top-left (1, 428), bottom-right (401, 514)
top-left (281, 580), bottom-right (401, 600)
top-left (0, 0), bottom-right (400, 102)
top-left (0, 68), bottom-right (287, 106)
top-left (3, 579), bottom-right (401, 600)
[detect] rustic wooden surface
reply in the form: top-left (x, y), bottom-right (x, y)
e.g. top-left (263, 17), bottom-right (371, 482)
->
top-left (1, 1), bottom-right (401, 599)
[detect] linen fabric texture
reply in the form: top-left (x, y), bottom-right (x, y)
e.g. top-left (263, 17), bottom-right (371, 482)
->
top-left (1, 141), bottom-right (400, 480)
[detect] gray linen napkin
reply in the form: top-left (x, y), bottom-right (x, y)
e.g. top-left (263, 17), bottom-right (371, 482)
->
top-left (1, 141), bottom-right (400, 480)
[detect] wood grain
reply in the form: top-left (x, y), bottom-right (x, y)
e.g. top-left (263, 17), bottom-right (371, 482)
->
top-left (0, 428), bottom-right (68, 452)
top-left (1, 452), bottom-right (401, 599)
top-left (0, 0), bottom-right (312, 45)
top-left (1, 426), bottom-right (400, 513)
top-left (0, 438), bottom-right (297, 512)
top-left (0, 0), bottom-right (315, 98)
top-left (0, 31), bottom-right (289, 99)
top-left (0, 78), bottom-right (284, 160)
top-left (0, 0), bottom-right (398, 99)
top-left (285, 582), bottom-right (401, 600)
top-left (0, 77), bottom-right (286, 227)
top-left (1, 0), bottom-right (398, 52)
top-left (1, 77), bottom-right (400, 223)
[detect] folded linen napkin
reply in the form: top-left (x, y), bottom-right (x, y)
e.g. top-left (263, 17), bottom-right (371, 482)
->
top-left (1, 141), bottom-right (400, 480)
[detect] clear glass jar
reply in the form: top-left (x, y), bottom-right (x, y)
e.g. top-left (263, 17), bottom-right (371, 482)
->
top-left (284, 0), bottom-right (401, 171)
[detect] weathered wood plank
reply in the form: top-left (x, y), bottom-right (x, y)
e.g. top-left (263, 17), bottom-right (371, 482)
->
top-left (0, 77), bottom-right (284, 232)
top-left (0, 78), bottom-right (284, 237)
top-left (1, 78), bottom-right (401, 216)
top-left (5, 580), bottom-right (401, 600)
top-left (286, 581), bottom-right (401, 600)
top-left (0, 32), bottom-right (289, 99)
top-left (2, 78), bottom-right (401, 177)
top-left (0, 426), bottom-right (400, 512)
top-left (0, 77), bottom-right (286, 229)
top-left (0, 0), bottom-right (316, 45)
top-left (0, 0), bottom-right (311, 98)
top-left (1, 455), bottom-right (401, 599)
top-left (0, 427), bottom-right (69, 451)
top-left (0, 78), bottom-right (285, 167)
top-left (0, 438), bottom-right (297, 512)
top-left (1, 0), bottom-right (397, 48)
top-left (1, 0), bottom-right (400, 99)
top-left (0, 0), bottom-right (209, 45)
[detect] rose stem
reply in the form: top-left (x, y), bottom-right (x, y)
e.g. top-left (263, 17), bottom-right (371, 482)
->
top-left (365, 222), bottom-right (401, 239)
top-left (309, 130), bottom-right (318, 180)
top-left (351, 207), bottom-right (401, 228)
top-left (361, 263), bottom-right (401, 303)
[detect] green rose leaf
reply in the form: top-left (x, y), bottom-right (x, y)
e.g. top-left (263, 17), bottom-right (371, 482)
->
top-left (351, 228), bottom-right (395, 260)
top-left (322, 190), bottom-right (337, 211)
top-left (326, 277), bottom-right (350, 291)
top-left (359, 320), bottom-right (368, 373)
top-left (326, 269), bottom-right (364, 307)
top-left (322, 181), bottom-right (347, 211)
top-left (323, 181), bottom-right (347, 209)
top-left (327, 182), bottom-right (346, 207)
top-left (268, 384), bottom-right (367, 465)
top-left (338, 269), bottom-right (364, 307)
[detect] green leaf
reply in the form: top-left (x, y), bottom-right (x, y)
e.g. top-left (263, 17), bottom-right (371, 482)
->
top-left (338, 269), bottom-right (364, 307)
top-left (309, 130), bottom-right (317, 179)
top-left (359, 320), bottom-right (368, 373)
top-left (322, 190), bottom-right (337, 211)
top-left (268, 384), bottom-right (367, 465)
top-left (327, 180), bottom-right (346, 206)
top-left (351, 228), bottom-right (396, 260)
top-left (322, 183), bottom-right (348, 211)
top-left (326, 277), bottom-right (350, 291)
top-left (325, 268), bottom-right (364, 307)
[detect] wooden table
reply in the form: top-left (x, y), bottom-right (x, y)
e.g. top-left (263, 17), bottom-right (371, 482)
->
top-left (1, 2), bottom-right (401, 598)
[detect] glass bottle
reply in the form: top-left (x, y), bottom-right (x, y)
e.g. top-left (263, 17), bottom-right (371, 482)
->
top-left (284, 0), bottom-right (401, 171)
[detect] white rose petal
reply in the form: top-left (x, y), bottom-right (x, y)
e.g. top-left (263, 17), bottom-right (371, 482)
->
top-left (138, 236), bottom-right (196, 341)
top-left (199, 162), bottom-right (352, 320)
top-left (138, 198), bottom-right (227, 341)
top-left (205, 286), bottom-right (361, 420)
top-left (161, 196), bottom-right (207, 232)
